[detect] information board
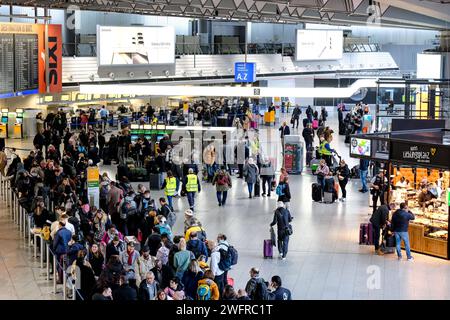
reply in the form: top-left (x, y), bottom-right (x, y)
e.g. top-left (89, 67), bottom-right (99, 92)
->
top-left (234, 62), bottom-right (256, 83)
top-left (296, 29), bottom-right (343, 61)
top-left (0, 34), bottom-right (14, 94)
top-left (14, 34), bottom-right (39, 92)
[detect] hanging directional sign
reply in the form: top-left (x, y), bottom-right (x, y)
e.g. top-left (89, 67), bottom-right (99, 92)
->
top-left (234, 62), bottom-right (256, 83)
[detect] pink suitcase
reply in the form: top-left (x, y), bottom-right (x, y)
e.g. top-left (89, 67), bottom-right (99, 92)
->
top-left (312, 119), bottom-right (319, 129)
top-left (263, 239), bottom-right (273, 258)
top-left (250, 120), bottom-right (258, 129)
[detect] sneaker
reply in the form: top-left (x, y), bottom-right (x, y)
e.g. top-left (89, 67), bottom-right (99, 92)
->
top-left (407, 257), bottom-right (414, 261)
top-left (376, 249), bottom-right (384, 256)
top-left (397, 256), bottom-right (402, 261)
top-left (218, 203), bottom-right (222, 207)
top-left (262, 193), bottom-right (266, 197)
top-left (282, 257), bottom-right (286, 261)
top-left (279, 254), bottom-right (283, 259)
top-left (341, 198), bottom-right (346, 202)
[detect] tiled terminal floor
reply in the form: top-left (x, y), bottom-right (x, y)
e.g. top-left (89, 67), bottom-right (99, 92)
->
top-left (1, 111), bottom-right (450, 300)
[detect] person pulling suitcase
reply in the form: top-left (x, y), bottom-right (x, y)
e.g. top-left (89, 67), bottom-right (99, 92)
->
top-left (269, 202), bottom-right (293, 260)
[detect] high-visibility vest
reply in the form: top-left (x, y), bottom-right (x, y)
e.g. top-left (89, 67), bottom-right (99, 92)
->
top-left (186, 174), bottom-right (198, 192)
top-left (164, 177), bottom-right (177, 196)
top-left (320, 140), bottom-right (332, 156)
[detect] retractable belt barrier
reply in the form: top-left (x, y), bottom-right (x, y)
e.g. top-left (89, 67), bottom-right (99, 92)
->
top-left (0, 177), bottom-right (82, 301)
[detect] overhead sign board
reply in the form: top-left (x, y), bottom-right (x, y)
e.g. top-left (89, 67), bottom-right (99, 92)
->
top-left (234, 62), bottom-right (256, 83)
top-left (296, 29), bottom-right (343, 61)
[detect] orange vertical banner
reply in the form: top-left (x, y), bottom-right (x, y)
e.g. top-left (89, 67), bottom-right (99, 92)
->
top-left (46, 24), bottom-right (62, 93)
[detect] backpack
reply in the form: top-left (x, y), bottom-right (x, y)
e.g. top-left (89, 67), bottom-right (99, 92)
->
top-left (218, 246), bottom-right (233, 272)
top-left (251, 278), bottom-right (270, 300)
top-left (197, 282), bottom-right (212, 300)
top-left (217, 174), bottom-right (229, 186)
top-left (166, 207), bottom-right (176, 229)
top-left (275, 184), bottom-right (285, 196)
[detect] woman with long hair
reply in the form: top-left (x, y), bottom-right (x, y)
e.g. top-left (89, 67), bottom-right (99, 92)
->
top-left (88, 243), bottom-right (105, 278)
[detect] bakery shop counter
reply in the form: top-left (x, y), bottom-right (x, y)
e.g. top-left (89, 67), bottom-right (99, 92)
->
top-left (402, 223), bottom-right (448, 258)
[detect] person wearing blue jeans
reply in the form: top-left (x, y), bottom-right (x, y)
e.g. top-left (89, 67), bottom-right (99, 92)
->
top-left (359, 158), bottom-right (370, 193)
top-left (391, 202), bottom-right (415, 261)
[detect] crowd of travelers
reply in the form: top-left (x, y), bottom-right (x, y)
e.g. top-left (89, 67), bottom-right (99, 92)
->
top-left (5, 105), bottom-right (294, 301)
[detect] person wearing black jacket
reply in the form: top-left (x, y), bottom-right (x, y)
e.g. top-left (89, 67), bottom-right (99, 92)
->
top-left (269, 276), bottom-right (292, 300)
top-left (370, 203), bottom-right (396, 255)
top-left (276, 177), bottom-right (291, 210)
top-left (270, 202), bottom-right (293, 260)
top-left (113, 275), bottom-right (137, 301)
top-left (336, 160), bottom-right (350, 202)
top-left (145, 228), bottom-right (162, 256)
top-left (151, 259), bottom-right (174, 289)
top-left (302, 123), bottom-right (314, 151)
top-left (33, 130), bottom-right (45, 152)
top-left (138, 272), bottom-right (160, 300)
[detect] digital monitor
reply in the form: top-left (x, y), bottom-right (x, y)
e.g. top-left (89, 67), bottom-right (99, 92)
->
top-left (350, 138), bottom-right (371, 157)
top-left (296, 29), bottom-right (343, 61)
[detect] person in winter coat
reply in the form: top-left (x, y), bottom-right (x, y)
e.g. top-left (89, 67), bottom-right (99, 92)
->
top-left (119, 242), bottom-right (140, 280)
top-left (269, 276), bottom-right (292, 300)
top-left (186, 231), bottom-right (208, 259)
top-left (105, 236), bottom-right (125, 262)
top-left (276, 176), bottom-right (292, 210)
top-left (173, 238), bottom-right (193, 279)
top-left (302, 123), bottom-right (314, 151)
top-left (163, 277), bottom-right (185, 299)
top-left (93, 209), bottom-right (111, 243)
top-left (151, 259), bottom-right (174, 289)
top-left (88, 243), bottom-right (105, 277)
top-left (139, 246), bottom-right (155, 281)
top-left (260, 156), bottom-right (275, 197)
top-left (101, 225), bottom-right (123, 246)
top-left (243, 158), bottom-right (259, 199)
top-left (370, 203), bottom-right (396, 256)
top-left (315, 159), bottom-right (330, 191)
top-left (67, 235), bottom-right (86, 266)
top-left (182, 260), bottom-right (204, 300)
top-left (336, 160), bottom-right (350, 202)
top-left (212, 167), bottom-right (232, 206)
top-left (270, 202), bottom-right (293, 260)
top-left (138, 271), bottom-right (160, 301)
top-left (245, 267), bottom-right (269, 300)
top-left (197, 270), bottom-right (220, 300)
top-left (113, 275), bottom-right (137, 301)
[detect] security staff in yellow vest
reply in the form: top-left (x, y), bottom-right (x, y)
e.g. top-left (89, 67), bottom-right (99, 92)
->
top-left (183, 168), bottom-right (201, 211)
top-left (161, 170), bottom-right (178, 211)
top-left (320, 133), bottom-right (336, 168)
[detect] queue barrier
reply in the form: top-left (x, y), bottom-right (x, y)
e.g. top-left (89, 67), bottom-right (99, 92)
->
top-left (0, 174), bottom-right (81, 301)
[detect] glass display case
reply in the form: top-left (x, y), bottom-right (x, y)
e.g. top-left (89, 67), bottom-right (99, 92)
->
top-left (390, 168), bottom-right (449, 258)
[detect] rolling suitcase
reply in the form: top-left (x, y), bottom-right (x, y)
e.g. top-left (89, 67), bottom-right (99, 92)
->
top-left (254, 180), bottom-right (261, 197)
top-left (149, 173), bottom-right (163, 190)
top-left (312, 183), bottom-right (322, 202)
top-left (382, 232), bottom-right (396, 254)
top-left (306, 147), bottom-right (314, 166)
top-left (250, 120), bottom-right (258, 129)
top-left (263, 239), bottom-right (273, 258)
top-left (359, 223), bottom-right (368, 245)
top-left (312, 119), bottom-right (319, 129)
top-left (367, 222), bottom-right (374, 245)
top-left (323, 192), bottom-right (334, 203)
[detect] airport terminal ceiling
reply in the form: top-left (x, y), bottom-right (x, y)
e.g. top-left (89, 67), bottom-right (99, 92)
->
top-left (5, 0), bottom-right (450, 30)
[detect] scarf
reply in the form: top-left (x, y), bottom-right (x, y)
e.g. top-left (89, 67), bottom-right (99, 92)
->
top-left (127, 249), bottom-right (134, 266)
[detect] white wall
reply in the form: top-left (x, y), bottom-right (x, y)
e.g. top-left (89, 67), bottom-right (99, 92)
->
top-left (294, 77), bottom-right (314, 106)
top-left (249, 22), bottom-right (302, 43)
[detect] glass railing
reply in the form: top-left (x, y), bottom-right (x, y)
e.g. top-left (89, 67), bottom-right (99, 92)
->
top-left (63, 41), bottom-right (379, 57)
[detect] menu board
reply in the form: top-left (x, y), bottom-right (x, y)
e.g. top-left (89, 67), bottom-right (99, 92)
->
top-left (0, 34), bottom-right (14, 94)
top-left (14, 34), bottom-right (38, 92)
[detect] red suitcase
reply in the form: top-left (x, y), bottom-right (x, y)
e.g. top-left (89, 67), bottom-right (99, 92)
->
top-left (263, 239), bottom-right (273, 258)
top-left (359, 223), bottom-right (368, 245)
top-left (367, 222), bottom-right (374, 245)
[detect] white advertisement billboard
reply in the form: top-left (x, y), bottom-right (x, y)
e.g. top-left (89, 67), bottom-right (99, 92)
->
top-left (97, 26), bottom-right (175, 66)
top-left (296, 29), bottom-right (343, 61)
top-left (416, 54), bottom-right (442, 79)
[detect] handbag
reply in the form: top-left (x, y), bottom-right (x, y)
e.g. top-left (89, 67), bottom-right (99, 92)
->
top-left (285, 224), bottom-right (293, 236)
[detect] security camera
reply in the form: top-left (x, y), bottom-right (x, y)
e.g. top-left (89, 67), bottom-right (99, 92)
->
top-left (165, 70), bottom-right (170, 77)
top-left (89, 74), bottom-right (95, 81)
top-left (128, 72), bottom-right (135, 78)
top-left (108, 72), bottom-right (115, 79)
top-left (147, 71), bottom-right (152, 77)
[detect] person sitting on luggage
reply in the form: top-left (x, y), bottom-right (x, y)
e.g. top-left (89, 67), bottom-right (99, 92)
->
top-left (315, 160), bottom-right (329, 191)
top-left (370, 203), bottom-right (396, 256)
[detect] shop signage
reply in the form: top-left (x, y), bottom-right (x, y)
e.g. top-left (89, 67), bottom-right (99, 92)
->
top-left (234, 62), bottom-right (256, 83)
top-left (390, 141), bottom-right (450, 168)
top-left (87, 167), bottom-right (100, 208)
top-left (46, 24), bottom-right (62, 93)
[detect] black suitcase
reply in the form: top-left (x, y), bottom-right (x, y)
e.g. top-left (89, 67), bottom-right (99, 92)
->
top-left (149, 173), bottom-right (163, 190)
top-left (254, 180), bottom-right (260, 197)
top-left (312, 183), bottom-right (322, 202)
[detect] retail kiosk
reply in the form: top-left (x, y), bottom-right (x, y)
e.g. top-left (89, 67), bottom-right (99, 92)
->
top-left (350, 128), bottom-right (450, 259)
top-left (13, 108), bottom-right (24, 139)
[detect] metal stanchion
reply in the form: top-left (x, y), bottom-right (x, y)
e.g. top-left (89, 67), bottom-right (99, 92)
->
top-left (63, 270), bottom-right (67, 300)
top-left (40, 236), bottom-right (44, 269)
top-left (72, 286), bottom-right (76, 301)
top-left (27, 215), bottom-right (32, 247)
top-left (22, 211), bottom-right (27, 240)
top-left (46, 244), bottom-right (50, 281)
top-left (19, 207), bottom-right (23, 234)
top-left (53, 256), bottom-right (57, 293)
top-left (33, 232), bottom-right (38, 258)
